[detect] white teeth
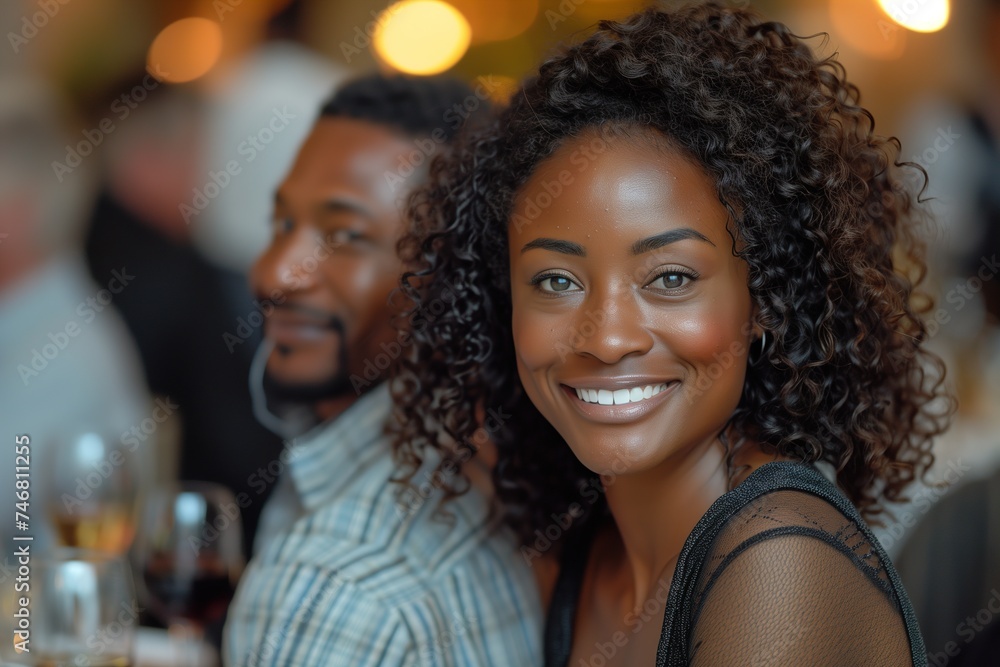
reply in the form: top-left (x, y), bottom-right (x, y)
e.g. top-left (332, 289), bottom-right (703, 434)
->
top-left (574, 383), bottom-right (671, 405)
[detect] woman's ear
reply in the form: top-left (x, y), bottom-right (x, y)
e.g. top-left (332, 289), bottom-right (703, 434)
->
top-left (742, 304), bottom-right (763, 342)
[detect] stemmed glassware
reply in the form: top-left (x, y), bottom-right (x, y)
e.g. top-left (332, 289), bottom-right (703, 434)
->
top-left (133, 482), bottom-right (244, 665)
top-left (33, 549), bottom-right (138, 666)
top-left (46, 431), bottom-right (139, 555)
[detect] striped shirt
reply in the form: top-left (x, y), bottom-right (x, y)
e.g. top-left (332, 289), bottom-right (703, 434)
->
top-left (224, 385), bottom-right (543, 666)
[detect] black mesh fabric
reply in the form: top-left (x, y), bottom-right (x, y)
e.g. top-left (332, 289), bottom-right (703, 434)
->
top-left (544, 461), bottom-right (927, 666)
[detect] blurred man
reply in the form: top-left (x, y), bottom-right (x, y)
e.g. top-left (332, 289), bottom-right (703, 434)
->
top-left (224, 75), bottom-right (542, 666)
top-left (0, 77), bottom-right (150, 650)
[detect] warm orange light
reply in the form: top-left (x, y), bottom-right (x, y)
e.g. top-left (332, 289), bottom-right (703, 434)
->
top-left (147, 17), bottom-right (224, 83)
top-left (829, 0), bottom-right (907, 60)
top-left (483, 75), bottom-right (518, 104)
top-left (373, 1), bottom-right (471, 75)
top-left (876, 0), bottom-right (949, 33)
top-left (450, 0), bottom-right (537, 43)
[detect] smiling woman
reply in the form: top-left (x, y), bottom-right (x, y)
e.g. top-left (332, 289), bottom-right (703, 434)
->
top-left (393, 2), bottom-right (953, 665)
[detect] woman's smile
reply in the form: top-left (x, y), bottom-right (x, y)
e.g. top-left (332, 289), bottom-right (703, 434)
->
top-left (559, 378), bottom-right (680, 424)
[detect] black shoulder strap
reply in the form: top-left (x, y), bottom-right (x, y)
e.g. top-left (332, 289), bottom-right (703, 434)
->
top-left (655, 461), bottom-right (927, 667)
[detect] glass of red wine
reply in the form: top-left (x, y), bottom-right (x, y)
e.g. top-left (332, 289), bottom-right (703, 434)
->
top-left (134, 482), bottom-right (244, 665)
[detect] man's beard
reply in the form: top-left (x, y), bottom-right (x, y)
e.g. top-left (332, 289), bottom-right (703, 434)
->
top-left (262, 314), bottom-right (352, 404)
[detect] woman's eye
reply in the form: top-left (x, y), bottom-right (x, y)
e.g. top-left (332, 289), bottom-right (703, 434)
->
top-left (535, 275), bottom-right (580, 293)
top-left (649, 271), bottom-right (693, 290)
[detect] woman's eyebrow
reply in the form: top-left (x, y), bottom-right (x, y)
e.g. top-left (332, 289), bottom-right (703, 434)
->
top-left (630, 228), bottom-right (715, 255)
top-left (520, 238), bottom-right (587, 257)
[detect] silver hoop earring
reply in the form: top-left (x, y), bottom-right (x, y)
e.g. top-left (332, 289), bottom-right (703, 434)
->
top-left (749, 331), bottom-right (767, 364)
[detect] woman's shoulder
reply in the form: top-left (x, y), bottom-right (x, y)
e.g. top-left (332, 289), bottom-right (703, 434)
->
top-left (660, 461), bottom-right (926, 666)
top-left (687, 460), bottom-right (899, 609)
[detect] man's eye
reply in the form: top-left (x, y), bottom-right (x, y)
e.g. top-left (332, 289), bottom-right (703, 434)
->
top-left (272, 218), bottom-right (294, 235)
top-left (533, 274), bottom-right (581, 293)
top-left (328, 229), bottom-right (363, 246)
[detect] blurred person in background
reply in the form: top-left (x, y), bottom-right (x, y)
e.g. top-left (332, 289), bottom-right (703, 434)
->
top-left (0, 76), bottom-right (150, 558)
top-left (83, 72), bottom-right (284, 556)
top-left (895, 465), bottom-right (1000, 666)
top-left (223, 74), bottom-right (542, 666)
top-left (893, 2), bottom-right (1000, 663)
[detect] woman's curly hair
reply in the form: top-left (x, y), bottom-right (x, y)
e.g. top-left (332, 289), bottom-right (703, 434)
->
top-left (391, 1), bottom-right (954, 545)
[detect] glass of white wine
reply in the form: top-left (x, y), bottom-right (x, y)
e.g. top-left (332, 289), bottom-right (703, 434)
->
top-left (46, 431), bottom-right (138, 555)
top-left (34, 549), bottom-right (137, 666)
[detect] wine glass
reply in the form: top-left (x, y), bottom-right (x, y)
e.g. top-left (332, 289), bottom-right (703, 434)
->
top-left (134, 482), bottom-right (244, 665)
top-left (32, 549), bottom-right (137, 666)
top-left (46, 431), bottom-right (138, 555)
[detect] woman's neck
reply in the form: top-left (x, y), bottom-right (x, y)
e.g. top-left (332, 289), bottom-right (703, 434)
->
top-left (601, 436), bottom-right (728, 606)
top-left (600, 434), bottom-right (781, 607)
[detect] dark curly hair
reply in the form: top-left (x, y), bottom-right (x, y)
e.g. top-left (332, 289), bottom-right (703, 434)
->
top-left (391, 1), bottom-right (953, 545)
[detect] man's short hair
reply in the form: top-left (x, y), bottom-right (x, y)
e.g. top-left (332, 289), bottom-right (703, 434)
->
top-left (319, 73), bottom-right (489, 140)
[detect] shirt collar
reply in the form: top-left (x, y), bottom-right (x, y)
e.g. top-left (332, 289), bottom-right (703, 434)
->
top-left (284, 383), bottom-right (393, 513)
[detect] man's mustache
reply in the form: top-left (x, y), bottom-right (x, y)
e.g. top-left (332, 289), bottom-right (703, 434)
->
top-left (270, 303), bottom-right (347, 333)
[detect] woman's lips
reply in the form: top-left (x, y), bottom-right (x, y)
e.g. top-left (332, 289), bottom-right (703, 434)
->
top-left (560, 380), bottom-right (679, 423)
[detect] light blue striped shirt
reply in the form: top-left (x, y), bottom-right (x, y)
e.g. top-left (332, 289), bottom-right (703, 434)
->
top-left (223, 385), bottom-right (543, 666)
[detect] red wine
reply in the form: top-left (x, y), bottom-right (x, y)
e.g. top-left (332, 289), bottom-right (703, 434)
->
top-left (143, 560), bottom-right (236, 626)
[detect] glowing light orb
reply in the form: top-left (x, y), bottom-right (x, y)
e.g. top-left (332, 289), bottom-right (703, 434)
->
top-left (876, 0), bottom-right (949, 33)
top-left (147, 17), bottom-right (223, 83)
top-left (373, 1), bottom-right (472, 75)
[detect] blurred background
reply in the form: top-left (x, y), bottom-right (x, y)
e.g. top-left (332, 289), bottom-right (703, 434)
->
top-left (0, 0), bottom-right (997, 665)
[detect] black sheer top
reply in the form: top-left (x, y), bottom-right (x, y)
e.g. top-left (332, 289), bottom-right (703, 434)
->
top-left (544, 461), bottom-right (927, 666)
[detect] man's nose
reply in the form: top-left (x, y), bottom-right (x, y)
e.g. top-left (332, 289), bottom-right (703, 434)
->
top-left (250, 225), bottom-right (322, 296)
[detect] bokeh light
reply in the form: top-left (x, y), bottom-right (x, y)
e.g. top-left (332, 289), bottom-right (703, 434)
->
top-left (876, 0), bottom-right (950, 33)
top-left (147, 17), bottom-right (223, 83)
top-left (373, 1), bottom-right (472, 75)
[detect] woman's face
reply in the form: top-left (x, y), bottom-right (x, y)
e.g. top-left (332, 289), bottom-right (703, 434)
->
top-left (508, 130), bottom-right (757, 476)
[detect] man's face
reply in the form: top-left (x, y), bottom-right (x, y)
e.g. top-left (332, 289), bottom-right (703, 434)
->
top-left (251, 117), bottom-right (416, 404)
